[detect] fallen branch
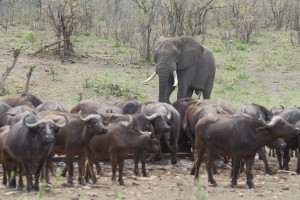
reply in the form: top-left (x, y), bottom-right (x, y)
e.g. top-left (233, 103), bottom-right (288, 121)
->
top-left (32, 40), bottom-right (62, 56)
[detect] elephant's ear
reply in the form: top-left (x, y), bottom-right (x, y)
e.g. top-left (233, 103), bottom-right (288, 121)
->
top-left (154, 36), bottom-right (167, 63)
top-left (178, 36), bottom-right (204, 70)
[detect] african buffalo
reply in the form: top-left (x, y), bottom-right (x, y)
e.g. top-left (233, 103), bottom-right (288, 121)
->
top-left (86, 121), bottom-right (159, 185)
top-left (235, 103), bottom-right (287, 175)
top-left (0, 93), bottom-right (43, 107)
top-left (1, 112), bottom-right (67, 192)
top-left (141, 102), bottom-right (180, 164)
top-left (70, 99), bottom-right (123, 114)
top-left (40, 111), bottom-right (108, 186)
top-left (193, 114), bottom-right (299, 189)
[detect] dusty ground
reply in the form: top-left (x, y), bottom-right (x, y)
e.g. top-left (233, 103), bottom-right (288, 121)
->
top-left (0, 155), bottom-right (299, 200)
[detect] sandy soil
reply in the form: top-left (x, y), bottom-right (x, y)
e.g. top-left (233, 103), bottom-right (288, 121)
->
top-left (0, 155), bottom-right (299, 200)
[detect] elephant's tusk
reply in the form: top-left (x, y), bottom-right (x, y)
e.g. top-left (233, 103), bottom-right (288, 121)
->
top-left (173, 71), bottom-right (178, 87)
top-left (144, 71), bottom-right (157, 83)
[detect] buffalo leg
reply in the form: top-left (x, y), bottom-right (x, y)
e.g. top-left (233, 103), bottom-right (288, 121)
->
top-left (245, 156), bottom-right (255, 189)
top-left (276, 149), bottom-right (283, 170)
top-left (257, 148), bottom-right (272, 175)
top-left (17, 164), bottom-right (24, 190)
top-left (170, 136), bottom-right (178, 164)
top-left (133, 152), bottom-right (140, 176)
top-left (43, 153), bottom-right (54, 184)
top-left (283, 148), bottom-right (290, 170)
top-left (231, 156), bottom-right (241, 188)
top-left (193, 144), bottom-right (205, 177)
top-left (86, 151), bottom-right (97, 184)
top-left (77, 154), bottom-right (86, 185)
top-left (22, 160), bottom-right (33, 192)
top-left (206, 150), bottom-right (217, 186)
top-left (66, 155), bottom-right (74, 187)
top-left (118, 159), bottom-right (125, 185)
top-left (140, 150), bottom-right (148, 177)
top-left (296, 156), bottom-right (300, 174)
top-left (110, 155), bottom-right (117, 184)
top-left (95, 160), bottom-right (103, 176)
top-left (33, 158), bottom-right (47, 191)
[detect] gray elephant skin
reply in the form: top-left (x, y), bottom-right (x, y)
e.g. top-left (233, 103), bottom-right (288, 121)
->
top-left (144, 35), bottom-right (216, 103)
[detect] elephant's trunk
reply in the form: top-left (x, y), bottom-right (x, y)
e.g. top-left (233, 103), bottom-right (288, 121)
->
top-left (157, 62), bottom-right (176, 103)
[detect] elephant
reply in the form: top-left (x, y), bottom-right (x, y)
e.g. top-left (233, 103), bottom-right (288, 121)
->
top-left (144, 35), bottom-right (216, 104)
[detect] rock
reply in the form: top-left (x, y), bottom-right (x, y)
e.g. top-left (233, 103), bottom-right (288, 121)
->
top-left (71, 193), bottom-right (80, 200)
top-left (88, 192), bottom-right (98, 197)
top-left (282, 185), bottom-right (289, 190)
top-left (132, 182), bottom-right (140, 186)
top-left (277, 170), bottom-right (294, 175)
top-left (82, 186), bottom-right (92, 190)
top-left (4, 191), bottom-right (17, 196)
top-left (238, 193), bottom-right (244, 197)
top-left (136, 175), bottom-right (157, 181)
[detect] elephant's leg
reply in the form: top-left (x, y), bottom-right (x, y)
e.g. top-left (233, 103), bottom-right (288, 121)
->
top-left (203, 70), bottom-right (215, 99)
top-left (186, 88), bottom-right (194, 98)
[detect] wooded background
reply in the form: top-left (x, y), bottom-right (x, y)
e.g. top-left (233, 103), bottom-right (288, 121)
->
top-left (0, 0), bottom-right (299, 62)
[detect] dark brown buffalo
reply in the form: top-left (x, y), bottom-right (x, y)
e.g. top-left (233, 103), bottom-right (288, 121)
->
top-left (70, 99), bottom-right (123, 115)
top-left (0, 104), bottom-right (38, 126)
top-left (0, 101), bottom-right (12, 126)
top-left (172, 98), bottom-right (198, 152)
top-left (114, 99), bottom-right (141, 114)
top-left (235, 103), bottom-right (286, 175)
top-left (0, 93), bottom-right (43, 107)
top-left (193, 115), bottom-right (299, 189)
top-left (183, 101), bottom-right (234, 150)
top-left (85, 112), bottom-right (168, 180)
top-left (173, 98), bottom-right (234, 153)
top-left (0, 125), bottom-right (10, 186)
top-left (141, 102), bottom-right (180, 164)
top-left (1, 113), bottom-right (67, 192)
top-left (36, 100), bottom-right (69, 112)
top-left (277, 108), bottom-right (300, 173)
top-left (86, 121), bottom-right (159, 185)
top-left (41, 111), bottom-right (108, 186)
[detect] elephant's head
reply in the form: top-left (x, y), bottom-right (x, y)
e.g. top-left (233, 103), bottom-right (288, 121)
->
top-left (144, 35), bottom-right (204, 103)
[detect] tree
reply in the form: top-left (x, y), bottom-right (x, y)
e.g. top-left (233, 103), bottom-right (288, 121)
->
top-left (132, 0), bottom-right (161, 62)
top-left (227, 0), bottom-right (259, 43)
top-left (47, 0), bottom-right (88, 56)
top-left (269, 0), bottom-right (290, 30)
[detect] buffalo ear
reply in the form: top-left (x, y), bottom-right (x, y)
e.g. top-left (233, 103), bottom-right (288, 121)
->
top-left (256, 127), bottom-right (270, 134)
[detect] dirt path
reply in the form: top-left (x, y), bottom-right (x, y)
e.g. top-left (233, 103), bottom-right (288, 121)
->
top-left (0, 156), bottom-right (299, 200)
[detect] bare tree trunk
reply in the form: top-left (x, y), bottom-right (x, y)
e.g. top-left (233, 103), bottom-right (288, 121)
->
top-left (0, 48), bottom-right (24, 95)
top-left (25, 64), bottom-right (36, 93)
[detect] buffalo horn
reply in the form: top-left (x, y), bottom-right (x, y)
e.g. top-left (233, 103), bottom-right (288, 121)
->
top-left (142, 105), bottom-right (160, 120)
top-left (266, 116), bottom-right (284, 127)
top-left (118, 114), bottom-right (133, 127)
top-left (144, 71), bottom-right (157, 83)
top-left (138, 128), bottom-right (152, 136)
top-left (23, 114), bottom-right (44, 128)
top-left (260, 115), bottom-right (283, 128)
top-left (78, 110), bottom-right (101, 121)
top-left (54, 114), bottom-right (68, 128)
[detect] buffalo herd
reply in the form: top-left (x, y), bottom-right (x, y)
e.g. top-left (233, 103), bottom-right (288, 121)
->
top-left (0, 93), bottom-right (299, 192)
